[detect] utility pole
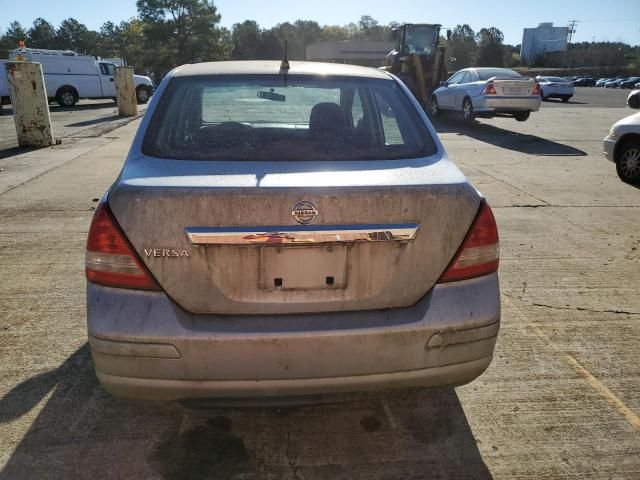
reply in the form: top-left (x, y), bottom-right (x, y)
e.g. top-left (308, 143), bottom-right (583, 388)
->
top-left (564, 20), bottom-right (578, 74)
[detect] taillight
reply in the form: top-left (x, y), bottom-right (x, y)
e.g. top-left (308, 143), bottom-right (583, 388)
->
top-left (86, 201), bottom-right (161, 290)
top-left (532, 83), bottom-right (541, 96)
top-left (483, 83), bottom-right (497, 95)
top-left (438, 199), bottom-right (499, 283)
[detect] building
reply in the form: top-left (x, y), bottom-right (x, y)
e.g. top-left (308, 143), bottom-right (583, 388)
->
top-left (520, 23), bottom-right (569, 65)
top-left (306, 41), bottom-right (394, 67)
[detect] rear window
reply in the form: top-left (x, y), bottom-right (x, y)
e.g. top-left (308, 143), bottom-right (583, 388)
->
top-left (142, 75), bottom-right (436, 161)
top-left (477, 69), bottom-right (522, 80)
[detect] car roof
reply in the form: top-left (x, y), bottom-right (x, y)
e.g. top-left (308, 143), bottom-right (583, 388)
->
top-left (171, 61), bottom-right (392, 80)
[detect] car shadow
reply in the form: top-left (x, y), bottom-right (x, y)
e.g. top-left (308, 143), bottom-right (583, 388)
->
top-left (49, 102), bottom-right (117, 113)
top-left (0, 344), bottom-right (493, 480)
top-left (1, 102), bottom-right (116, 116)
top-left (433, 117), bottom-right (587, 156)
top-left (542, 98), bottom-right (588, 105)
top-left (0, 145), bottom-right (36, 160)
top-left (65, 115), bottom-right (122, 128)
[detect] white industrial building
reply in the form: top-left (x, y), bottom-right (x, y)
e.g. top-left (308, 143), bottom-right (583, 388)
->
top-left (520, 23), bottom-right (569, 65)
top-left (306, 41), bottom-right (394, 67)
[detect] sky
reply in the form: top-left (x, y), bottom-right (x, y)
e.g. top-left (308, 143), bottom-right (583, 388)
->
top-left (1, 0), bottom-right (639, 46)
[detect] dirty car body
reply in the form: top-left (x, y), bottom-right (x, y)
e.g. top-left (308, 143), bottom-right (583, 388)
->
top-left (85, 61), bottom-right (501, 402)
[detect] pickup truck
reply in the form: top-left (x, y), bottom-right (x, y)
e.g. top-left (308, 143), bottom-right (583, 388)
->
top-left (4, 48), bottom-right (154, 107)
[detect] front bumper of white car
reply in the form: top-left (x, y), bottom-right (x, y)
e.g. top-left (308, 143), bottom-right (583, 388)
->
top-left (603, 134), bottom-right (617, 162)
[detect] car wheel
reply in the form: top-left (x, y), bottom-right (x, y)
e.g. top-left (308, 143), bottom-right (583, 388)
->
top-left (429, 95), bottom-right (440, 119)
top-left (514, 111), bottom-right (530, 122)
top-left (56, 88), bottom-right (77, 107)
top-left (616, 140), bottom-right (640, 184)
top-left (540, 89), bottom-right (546, 101)
top-left (562, 96), bottom-right (570, 103)
top-left (136, 86), bottom-right (151, 104)
top-left (462, 97), bottom-right (475, 122)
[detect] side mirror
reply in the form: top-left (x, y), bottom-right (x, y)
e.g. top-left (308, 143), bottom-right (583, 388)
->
top-left (446, 29), bottom-right (452, 40)
top-left (392, 29), bottom-right (399, 41)
top-left (628, 91), bottom-right (640, 109)
top-left (440, 81), bottom-right (447, 87)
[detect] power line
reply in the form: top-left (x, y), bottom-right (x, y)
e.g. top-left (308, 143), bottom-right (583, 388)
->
top-left (564, 20), bottom-right (579, 73)
top-left (567, 20), bottom-right (579, 44)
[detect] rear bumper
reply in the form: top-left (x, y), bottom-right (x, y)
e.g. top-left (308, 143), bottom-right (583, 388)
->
top-left (542, 86), bottom-right (574, 98)
top-left (87, 273), bottom-right (500, 402)
top-left (474, 95), bottom-right (541, 113)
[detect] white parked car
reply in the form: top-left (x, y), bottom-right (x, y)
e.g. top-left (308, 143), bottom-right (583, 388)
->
top-left (430, 68), bottom-right (541, 122)
top-left (8, 48), bottom-right (154, 107)
top-left (536, 76), bottom-right (574, 102)
top-left (603, 93), bottom-right (640, 183)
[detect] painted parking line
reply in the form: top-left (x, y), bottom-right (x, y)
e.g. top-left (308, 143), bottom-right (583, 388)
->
top-left (503, 296), bottom-right (640, 431)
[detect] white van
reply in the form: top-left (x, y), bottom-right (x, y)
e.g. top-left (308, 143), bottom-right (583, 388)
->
top-left (7, 48), bottom-right (154, 107)
top-left (0, 60), bottom-right (10, 105)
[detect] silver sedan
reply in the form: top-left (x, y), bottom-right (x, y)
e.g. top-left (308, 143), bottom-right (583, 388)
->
top-left (85, 61), bottom-right (501, 403)
top-left (430, 67), bottom-right (541, 122)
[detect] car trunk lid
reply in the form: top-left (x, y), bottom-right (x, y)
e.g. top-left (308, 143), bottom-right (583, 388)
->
top-left (489, 77), bottom-right (536, 96)
top-left (108, 156), bottom-right (480, 315)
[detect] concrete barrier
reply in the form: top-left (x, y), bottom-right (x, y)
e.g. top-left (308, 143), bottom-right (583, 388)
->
top-left (115, 66), bottom-right (137, 117)
top-left (5, 62), bottom-right (55, 148)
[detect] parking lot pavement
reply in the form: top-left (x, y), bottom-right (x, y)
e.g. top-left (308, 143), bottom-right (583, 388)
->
top-left (0, 99), bottom-right (147, 156)
top-left (0, 88), bottom-right (638, 479)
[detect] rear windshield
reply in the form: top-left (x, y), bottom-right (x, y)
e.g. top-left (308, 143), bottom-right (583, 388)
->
top-left (142, 75), bottom-right (436, 161)
top-left (542, 77), bottom-right (568, 82)
top-left (476, 69), bottom-right (522, 80)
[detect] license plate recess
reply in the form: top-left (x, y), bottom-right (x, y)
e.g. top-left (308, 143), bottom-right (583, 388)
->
top-left (260, 245), bottom-right (347, 290)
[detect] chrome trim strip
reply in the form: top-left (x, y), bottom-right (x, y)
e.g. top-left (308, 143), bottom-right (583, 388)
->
top-left (185, 224), bottom-right (420, 245)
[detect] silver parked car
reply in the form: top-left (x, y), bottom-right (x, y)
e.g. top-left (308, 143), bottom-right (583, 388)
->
top-left (430, 67), bottom-right (541, 122)
top-left (86, 61), bottom-right (501, 403)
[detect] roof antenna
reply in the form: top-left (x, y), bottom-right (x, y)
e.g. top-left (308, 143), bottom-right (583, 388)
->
top-left (280, 40), bottom-right (290, 72)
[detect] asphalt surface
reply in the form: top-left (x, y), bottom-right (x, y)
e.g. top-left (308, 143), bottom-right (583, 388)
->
top-left (0, 86), bottom-right (638, 479)
top-left (0, 99), bottom-right (147, 157)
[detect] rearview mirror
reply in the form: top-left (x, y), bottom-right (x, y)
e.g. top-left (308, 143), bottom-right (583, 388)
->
top-left (628, 91), bottom-right (640, 109)
top-left (257, 90), bottom-right (286, 102)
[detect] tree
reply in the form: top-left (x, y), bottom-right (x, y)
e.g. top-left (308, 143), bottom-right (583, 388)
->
top-left (475, 27), bottom-right (504, 67)
top-left (231, 20), bottom-right (262, 59)
top-left (447, 24), bottom-right (476, 70)
top-left (354, 15), bottom-right (391, 41)
top-left (27, 18), bottom-right (56, 48)
top-left (118, 19), bottom-right (147, 66)
top-left (98, 21), bottom-right (121, 57)
top-left (271, 22), bottom-right (304, 59)
top-left (137, 0), bottom-right (229, 69)
top-left (0, 21), bottom-right (27, 56)
top-left (55, 18), bottom-right (95, 53)
top-left (321, 25), bottom-right (352, 41)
